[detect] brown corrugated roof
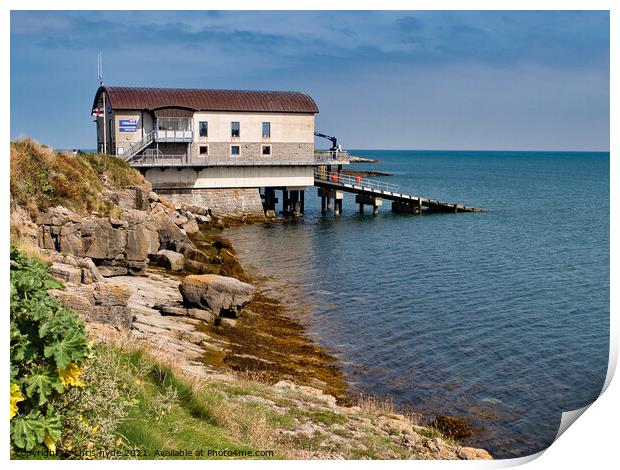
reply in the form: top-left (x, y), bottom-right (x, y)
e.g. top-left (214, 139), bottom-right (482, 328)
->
top-left (93, 86), bottom-right (319, 114)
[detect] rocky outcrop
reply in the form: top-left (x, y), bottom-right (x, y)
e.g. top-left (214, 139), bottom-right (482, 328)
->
top-left (51, 282), bottom-right (133, 330)
top-left (37, 202), bottom-right (191, 277)
top-left (179, 274), bottom-right (256, 317)
top-left (45, 251), bottom-right (104, 284)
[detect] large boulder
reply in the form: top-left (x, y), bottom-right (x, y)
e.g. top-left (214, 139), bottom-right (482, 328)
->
top-left (179, 274), bottom-right (255, 318)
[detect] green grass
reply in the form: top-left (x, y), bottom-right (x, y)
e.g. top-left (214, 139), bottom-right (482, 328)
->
top-left (104, 345), bottom-right (281, 460)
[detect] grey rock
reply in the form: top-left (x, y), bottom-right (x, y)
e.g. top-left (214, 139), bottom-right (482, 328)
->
top-left (49, 263), bottom-right (82, 284)
top-left (150, 250), bottom-right (185, 271)
top-left (179, 274), bottom-right (255, 317)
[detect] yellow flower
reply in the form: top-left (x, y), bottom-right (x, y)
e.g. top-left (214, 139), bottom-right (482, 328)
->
top-left (44, 431), bottom-right (56, 454)
top-left (10, 384), bottom-right (25, 419)
top-left (57, 362), bottom-right (86, 388)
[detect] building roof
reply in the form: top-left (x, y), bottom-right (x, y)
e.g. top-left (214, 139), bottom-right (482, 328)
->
top-left (93, 86), bottom-right (319, 114)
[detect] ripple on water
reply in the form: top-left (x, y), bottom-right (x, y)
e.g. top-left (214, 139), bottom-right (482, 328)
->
top-left (225, 151), bottom-right (608, 458)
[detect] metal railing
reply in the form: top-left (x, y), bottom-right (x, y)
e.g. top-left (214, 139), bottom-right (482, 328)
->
top-left (124, 130), bottom-right (156, 161)
top-left (314, 169), bottom-right (400, 193)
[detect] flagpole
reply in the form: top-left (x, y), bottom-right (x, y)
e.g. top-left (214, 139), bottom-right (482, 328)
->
top-left (99, 53), bottom-right (107, 155)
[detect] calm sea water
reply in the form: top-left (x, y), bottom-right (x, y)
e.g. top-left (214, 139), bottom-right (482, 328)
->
top-left (225, 150), bottom-right (609, 458)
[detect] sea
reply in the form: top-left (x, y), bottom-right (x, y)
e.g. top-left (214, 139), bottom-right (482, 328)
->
top-left (224, 150), bottom-right (610, 459)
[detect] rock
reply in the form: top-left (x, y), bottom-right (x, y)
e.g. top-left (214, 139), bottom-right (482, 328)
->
top-left (156, 301), bottom-right (217, 324)
top-left (50, 289), bottom-right (94, 317)
top-left (150, 250), bottom-right (185, 271)
top-left (80, 218), bottom-right (126, 259)
top-left (265, 210), bottom-right (276, 219)
top-left (195, 214), bottom-right (212, 224)
top-left (158, 195), bottom-right (176, 211)
top-left (154, 212), bottom-right (191, 250)
top-left (457, 447), bottom-right (493, 460)
top-left (182, 218), bottom-right (200, 234)
top-left (11, 205), bottom-right (38, 240)
top-left (176, 242), bottom-right (211, 264)
top-left (51, 281), bottom-right (133, 329)
top-left (97, 262), bottom-right (128, 277)
top-left (93, 282), bottom-right (133, 307)
top-left (179, 274), bottom-right (255, 317)
top-left (49, 263), bottom-right (82, 284)
top-left (148, 191), bottom-right (159, 202)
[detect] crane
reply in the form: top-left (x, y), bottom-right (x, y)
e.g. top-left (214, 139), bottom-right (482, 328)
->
top-left (314, 131), bottom-right (338, 150)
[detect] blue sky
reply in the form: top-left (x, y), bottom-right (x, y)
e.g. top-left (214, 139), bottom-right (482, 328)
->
top-left (10, 10), bottom-right (609, 151)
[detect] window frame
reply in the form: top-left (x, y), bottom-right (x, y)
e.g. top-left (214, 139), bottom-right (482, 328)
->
top-left (199, 121), bottom-right (208, 137)
top-left (231, 121), bottom-right (240, 138)
top-left (261, 144), bottom-right (272, 156)
top-left (262, 121), bottom-right (271, 138)
top-left (230, 145), bottom-right (241, 157)
top-left (199, 144), bottom-right (209, 156)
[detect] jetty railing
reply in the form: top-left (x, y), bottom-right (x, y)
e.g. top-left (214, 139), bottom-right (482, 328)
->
top-left (314, 169), bottom-right (400, 193)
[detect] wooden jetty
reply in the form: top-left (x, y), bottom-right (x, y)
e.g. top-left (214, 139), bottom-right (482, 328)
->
top-left (314, 169), bottom-right (482, 215)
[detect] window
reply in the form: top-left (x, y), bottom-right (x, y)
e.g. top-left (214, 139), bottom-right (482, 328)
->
top-left (199, 145), bottom-right (208, 156)
top-left (199, 121), bottom-right (208, 137)
top-left (231, 145), bottom-right (240, 157)
top-left (231, 121), bottom-right (240, 138)
top-left (262, 122), bottom-right (271, 138)
top-left (262, 145), bottom-right (271, 156)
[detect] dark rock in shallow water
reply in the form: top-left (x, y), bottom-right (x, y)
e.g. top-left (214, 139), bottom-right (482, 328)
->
top-left (179, 274), bottom-right (255, 318)
top-left (429, 416), bottom-right (473, 440)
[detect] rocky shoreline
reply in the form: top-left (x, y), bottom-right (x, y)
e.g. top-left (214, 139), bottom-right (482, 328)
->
top-left (10, 140), bottom-right (491, 459)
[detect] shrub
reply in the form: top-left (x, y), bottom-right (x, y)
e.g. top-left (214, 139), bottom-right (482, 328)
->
top-left (53, 343), bottom-right (133, 459)
top-left (10, 246), bottom-right (89, 455)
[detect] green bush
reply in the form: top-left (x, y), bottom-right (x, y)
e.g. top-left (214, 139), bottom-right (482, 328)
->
top-left (10, 246), bottom-right (89, 454)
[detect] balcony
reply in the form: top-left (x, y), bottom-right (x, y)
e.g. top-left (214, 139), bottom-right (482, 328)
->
top-left (155, 117), bottom-right (193, 143)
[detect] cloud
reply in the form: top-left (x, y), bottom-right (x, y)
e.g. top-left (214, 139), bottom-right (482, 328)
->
top-left (9, 10), bottom-right (610, 150)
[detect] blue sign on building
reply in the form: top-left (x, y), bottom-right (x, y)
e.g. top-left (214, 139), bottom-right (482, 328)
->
top-left (119, 119), bottom-right (138, 132)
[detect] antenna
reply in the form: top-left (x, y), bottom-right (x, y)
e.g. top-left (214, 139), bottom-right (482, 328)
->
top-left (97, 52), bottom-right (104, 86)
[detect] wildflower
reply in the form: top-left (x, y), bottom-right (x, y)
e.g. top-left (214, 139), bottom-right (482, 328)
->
top-left (57, 362), bottom-right (86, 387)
top-left (10, 384), bottom-right (25, 419)
top-left (44, 431), bottom-right (56, 454)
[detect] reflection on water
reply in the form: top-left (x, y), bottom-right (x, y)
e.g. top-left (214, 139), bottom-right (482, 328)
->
top-left (226, 150), bottom-right (609, 458)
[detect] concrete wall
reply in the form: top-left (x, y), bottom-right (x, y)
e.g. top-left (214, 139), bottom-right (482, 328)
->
top-left (193, 111), bottom-right (314, 143)
top-left (189, 142), bottom-right (312, 162)
top-left (145, 166), bottom-right (314, 189)
top-left (157, 188), bottom-right (265, 218)
top-left (112, 110), bottom-right (143, 157)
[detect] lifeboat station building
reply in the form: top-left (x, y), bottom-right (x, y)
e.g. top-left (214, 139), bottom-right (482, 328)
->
top-left (92, 86), bottom-right (345, 216)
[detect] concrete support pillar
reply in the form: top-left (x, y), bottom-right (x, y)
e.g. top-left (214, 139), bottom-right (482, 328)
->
top-left (291, 190), bottom-right (300, 215)
top-left (334, 198), bottom-right (342, 215)
top-left (282, 190), bottom-right (289, 214)
top-left (300, 190), bottom-right (305, 214)
top-left (356, 195), bottom-right (382, 215)
top-left (318, 188), bottom-right (343, 214)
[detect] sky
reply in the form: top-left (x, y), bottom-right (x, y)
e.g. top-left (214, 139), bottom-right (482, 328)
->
top-left (10, 10), bottom-right (610, 151)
